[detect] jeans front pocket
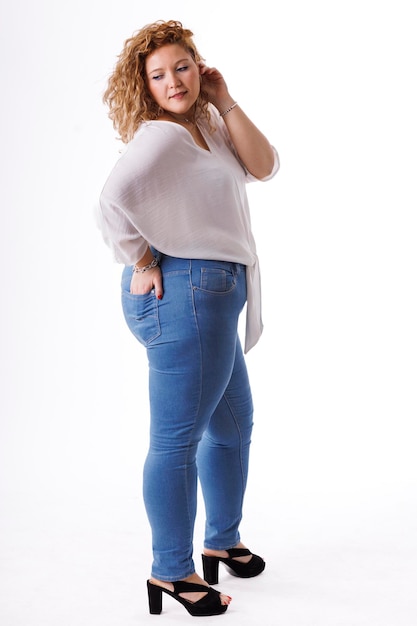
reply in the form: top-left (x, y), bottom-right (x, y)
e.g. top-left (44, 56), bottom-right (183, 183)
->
top-left (121, 290), bottom-right (161, 346)
top-left (199, 266), bottom-right (236, 294)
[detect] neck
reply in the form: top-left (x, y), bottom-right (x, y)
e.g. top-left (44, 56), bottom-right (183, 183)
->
top-left (165, 109), bottom-right (196, 125)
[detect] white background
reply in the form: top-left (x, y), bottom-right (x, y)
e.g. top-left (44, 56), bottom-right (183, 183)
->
top-left (1, 1), bottom-right (416, 624)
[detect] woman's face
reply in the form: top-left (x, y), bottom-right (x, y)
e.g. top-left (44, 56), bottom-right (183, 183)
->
top-left (145, 43), bottom-right (200, 117)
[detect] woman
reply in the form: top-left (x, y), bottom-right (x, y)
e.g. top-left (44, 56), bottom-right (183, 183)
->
top-left (98, 20), bottom-right (279, 617)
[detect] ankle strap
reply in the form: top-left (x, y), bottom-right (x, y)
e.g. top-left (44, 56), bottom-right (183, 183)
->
top-left (172, 581), bottom-right (212, 593)
top-left (226, 548), bottom-right (252, 558)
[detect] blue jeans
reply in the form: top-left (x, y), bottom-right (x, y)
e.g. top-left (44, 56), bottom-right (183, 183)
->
top-left (121, 254), bottom-right (253, 581)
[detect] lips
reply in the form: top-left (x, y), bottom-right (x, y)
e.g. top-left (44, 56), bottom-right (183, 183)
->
top-left (170, 91), bottom-right (187, 99)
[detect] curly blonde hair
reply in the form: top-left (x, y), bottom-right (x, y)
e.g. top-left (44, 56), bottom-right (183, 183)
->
top-left (103, 20), bottom-right (212, 143)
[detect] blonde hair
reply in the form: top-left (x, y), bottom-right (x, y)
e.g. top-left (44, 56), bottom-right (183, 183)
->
top-left (103, 20), bottom-right (213, 143)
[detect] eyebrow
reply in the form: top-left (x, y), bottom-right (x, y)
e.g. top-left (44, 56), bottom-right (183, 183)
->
top-left (147, 58), bottom-right (190, 75)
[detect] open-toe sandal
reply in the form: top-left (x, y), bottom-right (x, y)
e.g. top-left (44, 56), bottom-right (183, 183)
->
top-left (202, 548), bottom-right (265, 585)
top-left (147, 579), bottom-right (228, 616)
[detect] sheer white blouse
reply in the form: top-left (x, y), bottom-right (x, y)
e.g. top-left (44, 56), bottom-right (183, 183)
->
top-left (98, 105), bottom-right (279, 352)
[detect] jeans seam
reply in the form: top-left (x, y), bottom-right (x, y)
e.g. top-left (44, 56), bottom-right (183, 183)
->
top-left (223, 391), bottom-right (246, 512)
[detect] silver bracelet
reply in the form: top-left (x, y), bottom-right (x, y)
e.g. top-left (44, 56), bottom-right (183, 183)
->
top-left (133, 257), bottom-right (159, 273)
top-left (220, 102), bottom-right (238, 117)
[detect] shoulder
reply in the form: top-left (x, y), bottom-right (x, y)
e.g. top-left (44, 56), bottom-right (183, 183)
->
top-left (200, 103), bottom-right (222, 133)
top-left (201, 104), bottom-right (235, 151)
top-left (117, 122), bottom-right (183, 165)
top-left (131, 120), bottom-right (177, 148)
top-left (102, 122), bottom-right (189, 196)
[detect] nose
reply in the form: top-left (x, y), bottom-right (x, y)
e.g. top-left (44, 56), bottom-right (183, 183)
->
top-left (168, 71), bottom-right (181, 88)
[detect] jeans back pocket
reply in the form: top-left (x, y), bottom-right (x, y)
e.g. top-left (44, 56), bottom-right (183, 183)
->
top-left (121, 290), bottom-right (161, 346)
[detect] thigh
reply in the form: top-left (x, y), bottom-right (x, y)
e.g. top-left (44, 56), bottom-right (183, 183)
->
top-left (190, 260), bottom-right (247, 388)
top-left (122, 263), bottom-right (203, 444)
top-left (121, 258), bottom-right (248, 444)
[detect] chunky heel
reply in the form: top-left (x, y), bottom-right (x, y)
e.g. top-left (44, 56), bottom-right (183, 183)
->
top-left (147, 580), bottom-right (162, 614)
top-left (202, 548), bottom-right (265, 582)
top-left (146, 579), bottom-right (228, 616)
top-left (202, 554), bottom-right (220, 585)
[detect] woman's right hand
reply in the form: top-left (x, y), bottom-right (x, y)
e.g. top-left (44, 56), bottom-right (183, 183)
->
top-left (130, 266), bottom-right (164, 300)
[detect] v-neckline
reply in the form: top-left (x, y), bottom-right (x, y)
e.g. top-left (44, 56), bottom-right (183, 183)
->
top-left (152, 119), bottom-right (211, 153)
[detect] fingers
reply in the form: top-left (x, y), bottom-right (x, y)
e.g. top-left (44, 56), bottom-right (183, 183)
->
top-left (153, 273), bottom-right (164, 301)
top-left (129, 268), bottom-right (164, 300)
top-left (199, 63), bottom-right (219, 77)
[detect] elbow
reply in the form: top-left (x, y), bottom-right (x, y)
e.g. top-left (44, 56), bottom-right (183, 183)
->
top-left (265, 149), bottom-right (279, 177)
top-left (254, 146), bottom-right (280, 181)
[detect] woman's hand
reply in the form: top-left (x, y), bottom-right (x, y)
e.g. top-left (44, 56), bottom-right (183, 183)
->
top-left (130, 266), bottom-right (163, 300)
top-left (199, 64), bottom-right (234, 112)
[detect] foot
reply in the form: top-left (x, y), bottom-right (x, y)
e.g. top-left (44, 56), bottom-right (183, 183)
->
top-left (149, 572), bottom-right (232, 606)
top-left (203, 541), bottom-right (253, 564)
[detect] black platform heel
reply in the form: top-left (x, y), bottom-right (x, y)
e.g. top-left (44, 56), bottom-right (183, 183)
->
top-left (202, 548), bottom-right (265, 585)
top-left (147, 579), bottom-right (228, 616)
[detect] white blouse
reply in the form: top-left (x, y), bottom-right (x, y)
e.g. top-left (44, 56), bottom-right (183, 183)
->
top-left (98, 105), bottom-right (279, 352)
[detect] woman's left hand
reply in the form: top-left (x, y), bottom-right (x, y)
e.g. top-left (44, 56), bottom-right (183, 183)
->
top-left (199, 64), bottom-right (232, 110)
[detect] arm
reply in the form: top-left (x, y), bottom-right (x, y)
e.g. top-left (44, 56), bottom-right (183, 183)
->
top-left (200, 64), bottom-right (276, 179)
top-left (96, 198), bottom-right (163, 299)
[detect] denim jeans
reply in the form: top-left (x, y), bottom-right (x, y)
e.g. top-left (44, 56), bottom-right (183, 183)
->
top-left (121, 253), bottom-right (254, 581)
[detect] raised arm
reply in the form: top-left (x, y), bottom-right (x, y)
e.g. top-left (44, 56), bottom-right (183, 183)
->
top-left (200, 64), bottom-right (276, 179)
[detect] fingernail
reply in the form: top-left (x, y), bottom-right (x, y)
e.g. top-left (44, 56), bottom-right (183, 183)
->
top-left (157, 294), bottom-right (163, 300)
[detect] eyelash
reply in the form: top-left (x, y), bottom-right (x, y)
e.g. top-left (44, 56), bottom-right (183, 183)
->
top-left (152, 66), bottom-right (189, 81)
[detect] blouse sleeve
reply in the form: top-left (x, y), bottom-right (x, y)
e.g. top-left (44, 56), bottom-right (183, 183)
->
top-left (96, 194), bottom-right (149, 266)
